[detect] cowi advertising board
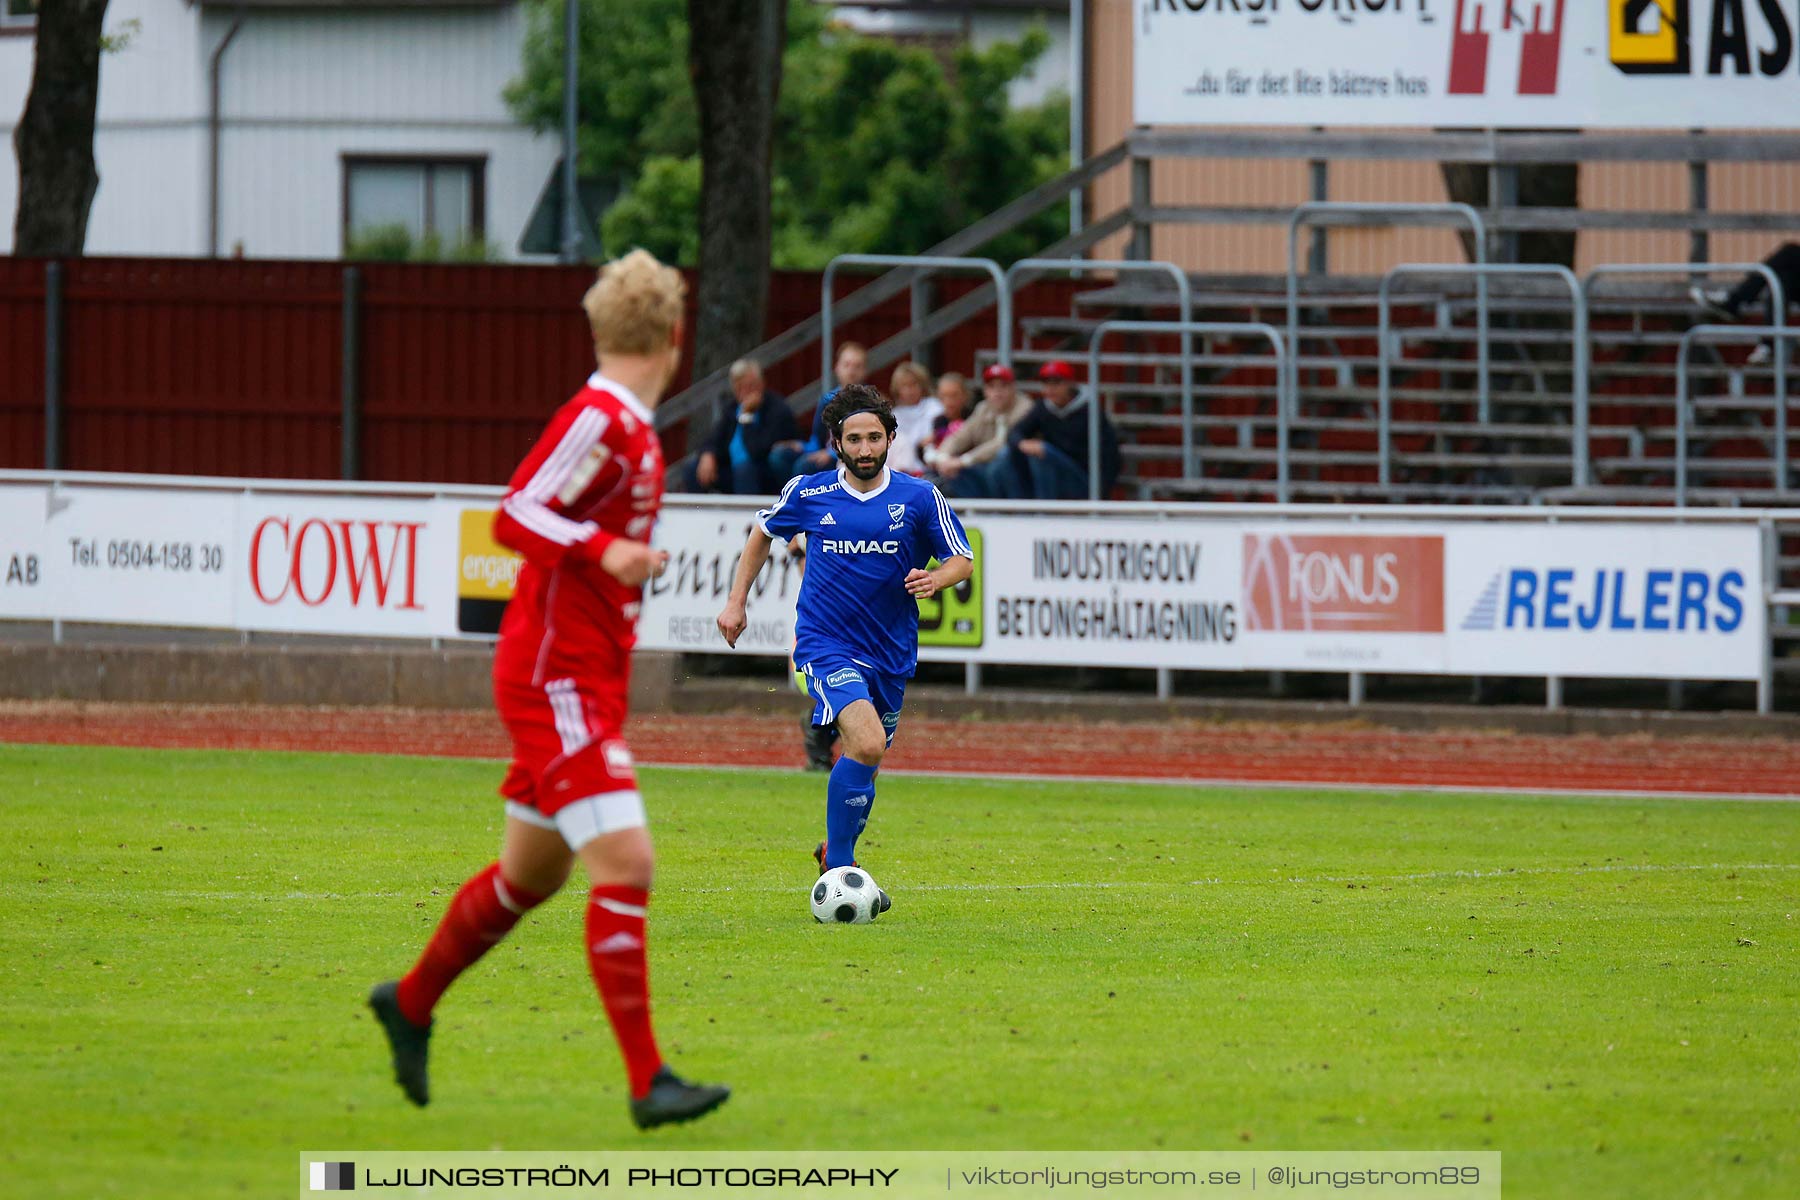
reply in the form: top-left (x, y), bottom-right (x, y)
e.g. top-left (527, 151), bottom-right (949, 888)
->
top-left (0, 477), bottom-right (468, 639)
top-left (1134, 1), bottom-right (1800, 129)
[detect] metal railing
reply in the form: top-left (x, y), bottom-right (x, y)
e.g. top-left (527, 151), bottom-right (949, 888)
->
top-left (652, 139), bottom-right (1132, 439)
top-left (1285, 204), bottom-right (1489, 418)
top-left (1379, 264), bottom-right (1588, 487)
top-left (821, 254), bottom-right (1010, 394)
top-left (1588, 263), bottom-right (1788, 503)
top-left (1005, 259), bottom-right (1194, 476)
top-left (1086, 320), bottom-right (1291, 502)
top-left (1675, 325), bottom-right (1800, 504)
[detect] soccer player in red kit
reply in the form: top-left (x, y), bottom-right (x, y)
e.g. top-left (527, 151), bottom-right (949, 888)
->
top-left (368, 250), bottom-right (729, 1130)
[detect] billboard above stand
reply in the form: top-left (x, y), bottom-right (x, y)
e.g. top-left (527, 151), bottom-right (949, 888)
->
top-left (1134, 1), bottom-right (1798, 130)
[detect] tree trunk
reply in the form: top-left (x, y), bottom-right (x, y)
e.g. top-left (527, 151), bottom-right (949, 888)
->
top-left (13, 0), bottom-right (111, 256)
top-left (1439, 159), bottom-right (1577, 268)
top-left (687, 0), bottom-right (785, 381)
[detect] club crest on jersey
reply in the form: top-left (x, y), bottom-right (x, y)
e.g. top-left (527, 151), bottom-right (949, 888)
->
top-left (888, 503), bottom-right (905, 523)
top-left (558, 444), bottom-right (612, 504)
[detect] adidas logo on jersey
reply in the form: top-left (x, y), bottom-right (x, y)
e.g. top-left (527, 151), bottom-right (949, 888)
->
top-left (820, 513), bottom-right (836, 525)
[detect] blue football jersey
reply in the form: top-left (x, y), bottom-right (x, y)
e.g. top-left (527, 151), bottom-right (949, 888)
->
top-left (758, 467), bottom-right (974, 678)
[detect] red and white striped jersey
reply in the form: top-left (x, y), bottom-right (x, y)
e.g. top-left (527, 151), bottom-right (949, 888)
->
top-left (493, 373), bottom-right (664, 685)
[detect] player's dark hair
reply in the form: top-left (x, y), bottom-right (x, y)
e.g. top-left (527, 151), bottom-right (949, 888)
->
top-left (822, 383), bottom-right (897, 440)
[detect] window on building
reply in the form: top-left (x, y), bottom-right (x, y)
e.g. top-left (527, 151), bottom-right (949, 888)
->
top-left (342, 157), bottom-right (486, 256)
top-left (0, 0), bottom-right (39, 30)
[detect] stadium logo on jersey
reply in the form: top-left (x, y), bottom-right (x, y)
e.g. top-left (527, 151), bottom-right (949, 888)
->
top-left (826, 667), bottom-right (864, 688)
top-left (1459, 567), bottom-right (1746, 632)
top-left (820, 513), bottom-right (836, 525)
top-left (1447, 0), bottom-right (1566, 97)
top-left (819, 538), bottom-right (901, 555)
top-left (799, 482), bottom-right (838, 498)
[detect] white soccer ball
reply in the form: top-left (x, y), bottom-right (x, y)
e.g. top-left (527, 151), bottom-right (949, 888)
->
top-left (811, 865), bottom-right (883, 924)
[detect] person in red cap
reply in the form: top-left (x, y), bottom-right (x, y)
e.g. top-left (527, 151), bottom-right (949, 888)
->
top-left (922, 362), bottom-right (1029, 498)
top-left (998, 360), bottom-right (1121, 500)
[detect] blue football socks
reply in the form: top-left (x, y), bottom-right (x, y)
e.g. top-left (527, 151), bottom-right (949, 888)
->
top-left (824, 755), bottom-right (878, 869)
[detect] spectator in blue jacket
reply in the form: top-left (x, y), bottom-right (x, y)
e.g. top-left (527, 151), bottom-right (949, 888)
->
top-left (791, 342), bottom-right (868, 476)
top-left (688, 359), bottom-right (802, 495)
top-left (1000, 360), bottom-right (1121, 500)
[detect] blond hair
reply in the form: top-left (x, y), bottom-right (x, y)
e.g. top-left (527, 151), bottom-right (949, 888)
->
top-left (889, 360), bottom-right (932, 398)
top-left (581, 249), bottom-right (686, 356)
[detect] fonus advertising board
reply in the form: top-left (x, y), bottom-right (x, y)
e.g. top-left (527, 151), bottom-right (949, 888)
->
top-left (968, 515), bottom-right (1244, 670)
top-left (1135, 2), bottom-right (1800, 130)
top-left (1241, 529), bottom-right (1447, 671)
top-left (237, 495), bottom-right (452, 637)
top-left (1444, 523), bottom-right (1764, 680)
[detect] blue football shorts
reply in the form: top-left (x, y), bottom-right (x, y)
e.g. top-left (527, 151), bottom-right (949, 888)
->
top-left (795, 659), bottom-right (906, 746)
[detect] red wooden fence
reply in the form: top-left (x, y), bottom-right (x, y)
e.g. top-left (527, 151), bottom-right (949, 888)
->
top-left (0, 257), bottom-right (1082, 484)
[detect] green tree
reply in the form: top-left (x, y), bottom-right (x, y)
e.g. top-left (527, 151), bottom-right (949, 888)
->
top-left (507, 0), bottom-right (1067, 269)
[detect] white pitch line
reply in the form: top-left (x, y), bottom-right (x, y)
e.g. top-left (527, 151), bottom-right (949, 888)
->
top-left (637, 758), bottom-right (1800, 805)
top-left (43, 862), bottom-right (1800, 903)
top-left (680, 861), bottom-right (1800, 896)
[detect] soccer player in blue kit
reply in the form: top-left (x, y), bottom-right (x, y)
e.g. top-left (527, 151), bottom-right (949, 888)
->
top-left (716, 384), bottom-right (975, 902)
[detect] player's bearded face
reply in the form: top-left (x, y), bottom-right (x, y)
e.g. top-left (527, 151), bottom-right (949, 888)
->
top-left (835, 415), bottom-right (890, 481)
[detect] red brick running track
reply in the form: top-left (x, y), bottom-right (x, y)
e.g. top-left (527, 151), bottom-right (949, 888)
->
top-left (3, 700), bottom-right (1797, 797)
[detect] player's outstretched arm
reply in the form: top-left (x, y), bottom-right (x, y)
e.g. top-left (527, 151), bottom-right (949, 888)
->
top-left (716, 525), bottom-right (775, 647)
top-left (904, 555), bottom-right (973, 600)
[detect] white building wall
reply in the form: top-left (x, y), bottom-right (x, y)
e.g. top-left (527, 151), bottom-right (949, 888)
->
top-left (3, 0), bottom-right (207, 255)
top-left (205, 5), bottom-right (557, 260)
top-left (217, 124), bottom-right (555, 262)
top-left (0, 32), bottom-right (34, 246)
top-left (830, 5), bottom-right (1071, 110)
top-left (2, 1), bottom-right (555, 261)
top-left (970, 12), bottom-right (1070, 110)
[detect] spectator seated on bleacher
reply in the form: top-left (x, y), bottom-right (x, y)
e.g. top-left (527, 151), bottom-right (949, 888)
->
top-left (924, 363), bottom-right (1026, 499)
top-left (927, 371), bottom-right (971, 451)
top-left (1691, 242), bottom-right (1800, 365)
top-left (996, 360), bottom-right (1121, 501)
top-left (686, 359), bottom-right (802, 496)
top-left (789, 341), bottom-right (869, 478)
top-left (886, 361), bottom-right (942, 476)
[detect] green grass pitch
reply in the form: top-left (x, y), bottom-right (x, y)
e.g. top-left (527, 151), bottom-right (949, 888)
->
top-left (2, 742), bottom-right (1796, 1198)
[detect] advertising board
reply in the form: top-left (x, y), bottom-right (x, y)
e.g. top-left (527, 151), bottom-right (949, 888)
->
top-left (1135, 2), bottom-right (1800, 130)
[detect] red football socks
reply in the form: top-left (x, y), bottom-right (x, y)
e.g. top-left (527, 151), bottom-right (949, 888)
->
top-left (585, 884), bottom-right (664, 1097)
top-left (396, 862), bottom-right (546, 1027)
